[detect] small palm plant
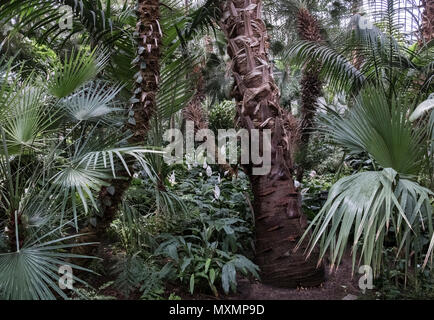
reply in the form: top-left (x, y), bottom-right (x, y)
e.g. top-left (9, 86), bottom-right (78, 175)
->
top-left (298, 88), bottom-right (433, 276)
top-left (0, 48), bottom-right (158, 299)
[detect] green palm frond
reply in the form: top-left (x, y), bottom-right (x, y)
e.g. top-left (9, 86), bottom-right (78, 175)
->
top-left (286, 0), bottom-right (432, 98)
top-left (1, 84), bottom-right (60, 153)
top-left (48, 47), bottom-right (109, 99)
top-left (0, 0), bottom-right (122, 46)
top-left (299, 168), bottom-right (433, 275)
top-left (0, 224), bottom-right (97, 300)
top-left (286, 40), bottom-right (366, 94)
top-left (157, 55), bottom-right (197, 120)
top-left (47, 130), bottom-right (161, 229)
top-left (61, 81), bottom-right (123, 123)
top-left (318, 88), bottom-right (425, 176)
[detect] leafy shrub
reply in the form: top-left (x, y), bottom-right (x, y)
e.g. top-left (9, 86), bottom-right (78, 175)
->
top-left (113, 163), bottom-right (258, 297)
top-left (155, 227), bottom-right (259, 296)
top-left (112, 254), bottom-right (171, 299)
top-left (208, 100), bottom-right (236, 133)
top-left (301, 173), bottom-right (334, 220)
top-left (372, 248), bottom-right (434, 300)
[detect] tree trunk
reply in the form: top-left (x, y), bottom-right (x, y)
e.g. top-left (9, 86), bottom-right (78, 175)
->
top-left (219, 0), bottom-right (324, 287)
top-left (99, 0), bottom-right (161, 229)
top-left (73, 0), bottom-right (162, 255)
top-left (421, 0), bottom-right (434, 43)
top-left (295, 8), bottom-right (323, 182)
top-left (183, 65), bottom-right (208, 133)
top-left (128, 0), bottom-right (162, 143)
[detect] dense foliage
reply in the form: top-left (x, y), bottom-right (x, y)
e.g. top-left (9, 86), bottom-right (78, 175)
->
top-left (0, 0), bottom-right (432, 300)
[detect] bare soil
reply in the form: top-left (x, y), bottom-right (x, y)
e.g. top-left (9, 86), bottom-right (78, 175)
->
top-left (227, 255), bottom-right (360, 300)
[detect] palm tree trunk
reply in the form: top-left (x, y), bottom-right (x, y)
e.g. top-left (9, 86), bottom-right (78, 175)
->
top-left (128, 0), bottom-right (162, 143)
top-left (421, 0), bottom-right (434, 43)
top-left (74, 0), bottom-right (162, 252)
top-left (183, 65), bottom-right (208, 133)
top-left (219, 0), bottom-right (324, 287)
top-left (99, 0), bottom-right (162, 226)
top-left (99, 0), bottom-right (161, 225)
top-left (295, 8), bottom-right (323, 182)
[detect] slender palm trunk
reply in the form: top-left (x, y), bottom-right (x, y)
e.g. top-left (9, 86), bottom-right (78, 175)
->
top-left (421, 0), bottom-right (434, 43)
top-left (219, 0), bottom-right (324, 287)
top-left (100, 0), bottom-right (162, 226)
top-left (183, 65), bottom-right (208, 133)
top-left (295, 8), bottom-right (323, 182)
top-left (75, 1), bottom-right (162, 251)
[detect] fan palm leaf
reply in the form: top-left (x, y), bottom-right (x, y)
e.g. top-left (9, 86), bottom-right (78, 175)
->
top-left (299, 168), bottom-right (433, 275)
top-left (47, 47), bottom-right (109, 99)
top-left (318, 88), bottom-right (425, 176)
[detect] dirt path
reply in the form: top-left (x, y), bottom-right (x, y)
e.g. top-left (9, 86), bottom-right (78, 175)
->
top-left (226, 254), bottom-right (361, 300)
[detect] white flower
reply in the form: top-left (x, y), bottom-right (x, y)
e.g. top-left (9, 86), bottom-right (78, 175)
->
top-left (294, 180), bottom-right (301, 189)
top-left (199, 172), bottom-right (203, 177)
top-left (309, 170), bottom-right (317, 178)
top-left (214, 184), bottom-right (220, 200)
top-left (187, 163), bottom-right (192, 171)
top-left (224, 170), bottom-right (229, 176)
top-left (206, 165), bottom-right (212, 177)
top-left (203, 159), bottom-right (208, 169)
top-left (168, 171), bottom-right (176, 185)
top-left (217, 175), bottom-right (221, 184)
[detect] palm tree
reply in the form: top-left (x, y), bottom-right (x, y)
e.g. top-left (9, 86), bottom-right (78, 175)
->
top-left (286, 4), bottom-right (433, 101)
top-left (299, 88), bottom-right (433, 275)
top-left (0, 50), bottom-right (158, 299)
top-left (295, 5), bottom-right (323, 182)
top-left (291, 0), bottom-right (434, 276)
top-left (94, 0), bottom-right (163, 241)
top-left (219, 0), bottom-right (324, 287)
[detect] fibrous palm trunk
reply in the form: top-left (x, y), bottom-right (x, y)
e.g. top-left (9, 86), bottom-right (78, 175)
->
top-left (75, 1), bottom-right (162, 253)
top-left (183, 65), bottom-right (208, 134)
top-left (421, 0), bottom-right (434, 43)
top-left (99, 0), bottom-right (161, 229)
top-left (295, 8), bottom-right (323, 182)
top-left (219, 0), bottom-right (324, 287)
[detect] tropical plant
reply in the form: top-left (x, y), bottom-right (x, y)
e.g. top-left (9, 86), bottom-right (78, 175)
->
top-left (0, 47), bottom-right (158, 299)
top-left (218, 0), bottom-right (324, 287)
top-left (286, 0), bottom-right (433, 101)
top-left (156, 231), bottom-right (259, 296)
top-left (298, 88), bottom-right (433, 276)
